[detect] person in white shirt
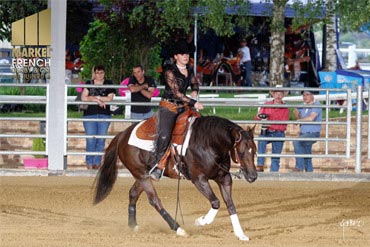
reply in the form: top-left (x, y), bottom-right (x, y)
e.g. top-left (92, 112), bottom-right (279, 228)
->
top-left (238, 39), bottom-right (252, 86)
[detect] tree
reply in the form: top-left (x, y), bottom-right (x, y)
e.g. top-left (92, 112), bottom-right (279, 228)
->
top-left (322, 0), bottom-right (337, 71)
top-left (0, 0), bottom-right (47, 42)
top-left (286, 0), bottom-right (370, 73)
top-left (269, 0), bottom-right (288, 86)
top-left (66, 0), bottom-right (94, 48)
top-left (79, 0), bottom-right (252, 83)
top-left (334, 0), bottom-right (370, 32)
top-left (322, 0), bottom-right (370, 71)
top-left (127, 0), bottom-right (252, 41)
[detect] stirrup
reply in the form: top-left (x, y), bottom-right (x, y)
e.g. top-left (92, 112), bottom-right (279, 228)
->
top-left (149, 164), bottom-right (164, 181)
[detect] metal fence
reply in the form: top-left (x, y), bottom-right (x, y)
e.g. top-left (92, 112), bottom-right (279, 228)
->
top-left (0, 83), bottom-right (368, 173)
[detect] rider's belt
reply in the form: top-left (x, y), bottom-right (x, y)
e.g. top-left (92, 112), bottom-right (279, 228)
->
top-left (159, 100), bottom-right (183, 113)
top-left (162, 98), bottom-right (182, 104)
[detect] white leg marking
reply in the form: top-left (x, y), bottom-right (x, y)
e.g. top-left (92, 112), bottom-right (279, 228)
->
top-left (176, 227), bottom-right (188, 237)
top-left (195, 208), bottom-right (219, 226)
top-left (230, 214), bottom-right (249, 241)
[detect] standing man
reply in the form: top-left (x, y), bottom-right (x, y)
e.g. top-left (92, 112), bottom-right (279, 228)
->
top-left (293, 90), bottom-right (322, 172)
top-left (127, 65), bottom-right (157, 120)
top-left (238, 38), bottom-right (252, 87)
top-left (254, 87), bottom-right (290, 172)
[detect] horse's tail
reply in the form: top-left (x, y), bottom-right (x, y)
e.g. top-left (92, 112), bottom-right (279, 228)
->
top-left (93, 133), bottom-right (120, 205)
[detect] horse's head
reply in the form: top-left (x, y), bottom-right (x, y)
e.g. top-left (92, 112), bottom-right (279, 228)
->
top-left (231, 126), bottom-right (257, 183)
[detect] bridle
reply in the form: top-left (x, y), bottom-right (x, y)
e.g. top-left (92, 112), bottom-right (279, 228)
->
top-left (233, 130), bottom-right (244, 164)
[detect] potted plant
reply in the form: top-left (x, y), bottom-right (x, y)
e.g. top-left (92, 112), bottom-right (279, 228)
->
top-left (23, 137), bottom-right (48, 169)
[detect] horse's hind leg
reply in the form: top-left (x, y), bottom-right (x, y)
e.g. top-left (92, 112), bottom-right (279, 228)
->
top-left (216, 173), bottom-right (249, 241)
top-left (139, 178), bottom-right (187, 237)
top-left (128, 180), bottom-right (144, 230)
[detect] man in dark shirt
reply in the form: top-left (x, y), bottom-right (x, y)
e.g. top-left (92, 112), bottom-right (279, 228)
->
top-left (127, 65), bottom-right (157, 120)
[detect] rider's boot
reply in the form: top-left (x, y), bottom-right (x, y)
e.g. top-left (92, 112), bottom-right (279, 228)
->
top-left (149, 165), bottom-right (163, 181)
top-left (149, 143), bottom-right (167, 181)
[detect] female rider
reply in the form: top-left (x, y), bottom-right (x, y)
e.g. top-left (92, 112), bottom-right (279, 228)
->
top-left (150, 39), bottom-right (204, 181)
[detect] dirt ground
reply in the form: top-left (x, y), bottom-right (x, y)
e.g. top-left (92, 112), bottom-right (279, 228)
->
top-left (1, 176), bottom-right (369, 247)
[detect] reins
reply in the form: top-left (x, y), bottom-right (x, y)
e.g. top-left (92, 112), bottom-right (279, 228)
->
top-left (214, 130), bottom-right (245, 176)
top-left (174, 113), bottom-right (197, 225)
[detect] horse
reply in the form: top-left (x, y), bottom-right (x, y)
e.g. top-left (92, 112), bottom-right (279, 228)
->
top-left (94, 114), bottom-right (257, 241)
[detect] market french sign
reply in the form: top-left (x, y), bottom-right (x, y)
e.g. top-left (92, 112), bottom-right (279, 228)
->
top-left (11, 8), bottom-right (51, 82)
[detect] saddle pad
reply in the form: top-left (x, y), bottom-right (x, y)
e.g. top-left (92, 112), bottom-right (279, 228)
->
top-left (128, 117), bottom-right (196, 156)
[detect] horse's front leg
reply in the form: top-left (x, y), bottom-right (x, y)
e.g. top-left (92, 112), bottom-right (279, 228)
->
top-left (192, 175), bottom-right (220, 226)
top-left (217, 173), bottom-right (250, 241)
top-left (128, 180), bottom-right (144, 231)
top-left (139, 178), bottom-right (187, 237)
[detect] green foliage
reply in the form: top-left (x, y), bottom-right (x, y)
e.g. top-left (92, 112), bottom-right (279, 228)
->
top-left (128, 0), bottom-right (251, 40)
top-left (32, 138), bottom-right (46, 158)
top-left (0, 0), bottom-right (47, 42)
top-left (79, 16), bottom-right (162, 83)
top-left (334, 0), bottom-right (370, 32)
top-left (280, 0), bottom-right (370, 33)
top-left (79, 0), bottom-right (252, 83)
top-left (0, 86), bottom-right (46, 112)
top-left (146, 44), bottom-right (163, 80)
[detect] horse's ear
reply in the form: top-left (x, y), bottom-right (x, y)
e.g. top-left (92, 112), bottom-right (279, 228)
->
top-left (245, 125), bottom-right (256, 133)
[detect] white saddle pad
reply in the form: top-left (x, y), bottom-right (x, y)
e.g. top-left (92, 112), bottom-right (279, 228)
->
top-left (128, 117), bottom-right (196, 156)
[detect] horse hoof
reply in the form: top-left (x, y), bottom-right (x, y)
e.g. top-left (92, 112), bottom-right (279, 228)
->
top-left (129, 225), bottom-right (139, 232)
top-left (176, 227), bottom-right (188, 237)
top-left (237, 235), bottom-right (250, 241)
top-left (195, 216), bottom-right (213, 226)
top-left (194, 216), bottom-right (206, 226)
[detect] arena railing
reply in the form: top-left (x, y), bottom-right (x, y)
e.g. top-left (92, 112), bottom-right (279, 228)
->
top-left (0, 83), bottom-right (368, 173)
top-left (0, 83), bottom-right (48, 157)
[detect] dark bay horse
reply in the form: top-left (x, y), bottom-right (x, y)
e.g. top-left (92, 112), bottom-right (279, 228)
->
top-left (94, 115), bottom-right (257, 241)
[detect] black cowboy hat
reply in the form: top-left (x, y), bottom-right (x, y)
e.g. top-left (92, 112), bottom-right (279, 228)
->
top-left (172, 39), bottom-right (192, 56)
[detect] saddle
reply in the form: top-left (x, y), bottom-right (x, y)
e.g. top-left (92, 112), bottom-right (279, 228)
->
top-left (136, 104), bottom-right (200, 145)
top-left (135, 104), bottom-right (200, 173)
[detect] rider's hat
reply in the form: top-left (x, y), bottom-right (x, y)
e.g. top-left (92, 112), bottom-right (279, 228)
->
top-left (172, 39), bottom-right (191, 56)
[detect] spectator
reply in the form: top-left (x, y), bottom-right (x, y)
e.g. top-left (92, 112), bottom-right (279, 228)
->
top-left (293, 90), bottom-right (322, 172)
top-left (254, 87), bottom-right (290, 172)
top-left (81, 65), bottom-right (116, 169)
top-left (127, 65), bottom-right (157, 120)
top-left (238, 39), bottom-right (252, 87)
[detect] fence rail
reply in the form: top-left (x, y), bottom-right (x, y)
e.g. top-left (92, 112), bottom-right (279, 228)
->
top-left (0, 83), bottom-right (368, 173)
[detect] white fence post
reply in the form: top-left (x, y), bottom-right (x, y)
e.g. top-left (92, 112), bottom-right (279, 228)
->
top-left (125, 92), bottom-right (131, 119)
top-left (47, 0), bottom-right (67, 171)
top-left (355, 85), bottom-right (363, 173)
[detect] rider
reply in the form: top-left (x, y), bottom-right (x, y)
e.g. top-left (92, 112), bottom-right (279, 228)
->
top-left (149, 39), bottom-right (204, 181)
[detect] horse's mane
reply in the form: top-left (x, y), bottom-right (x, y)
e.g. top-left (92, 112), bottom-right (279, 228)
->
top-left (191, 116), bottom-right (241, 149)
